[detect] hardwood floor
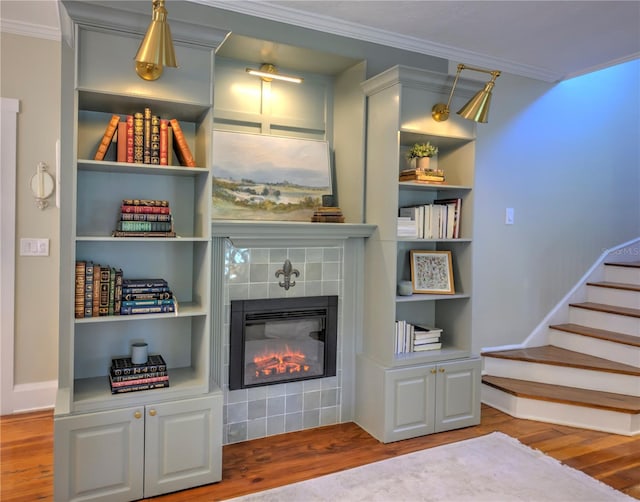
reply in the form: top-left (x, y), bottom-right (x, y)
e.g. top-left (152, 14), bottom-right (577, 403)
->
top-left (1, 404), bottom-right (638, 501)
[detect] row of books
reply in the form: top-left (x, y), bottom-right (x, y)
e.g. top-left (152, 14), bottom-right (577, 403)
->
top-left (93, 110), bottom-right (196, 167)
top-left (109, 354), bottom-right (170, 394)
top-left (74, 268), bottom-right (177, 318)
top-left (113, 198), bottom-right (176, 238)
top-left (395, 321), bottom-right (443, 355)
top-left (398, 198), bottom-right (461, 239)
top-left (399, 168), bottom-right (445, 183)
top-left (311, 206), bottom-right (345, 223)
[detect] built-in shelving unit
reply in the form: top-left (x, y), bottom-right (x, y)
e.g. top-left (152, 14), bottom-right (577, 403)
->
top-left (54, 2), bottom-right (229, 500)
top-left (355, 65), bottom-right (482, 443)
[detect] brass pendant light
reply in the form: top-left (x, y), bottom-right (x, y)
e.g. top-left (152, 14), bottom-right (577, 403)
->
top-left (134, 0), bottom-right (178, 81)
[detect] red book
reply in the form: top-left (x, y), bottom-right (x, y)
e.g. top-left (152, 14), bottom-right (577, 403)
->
top-left (116, 121), bottom-right (127, 163)
top-left (159, 119), bottom-right (169, 166)
top-left (169, 118), bottom-right (196, 167)
top-left (126, 115), bottom-right (134, 163)
top-left (121, 205), bottom-right (171, 214)
top-left (94, 114), bottom-right (120, 161)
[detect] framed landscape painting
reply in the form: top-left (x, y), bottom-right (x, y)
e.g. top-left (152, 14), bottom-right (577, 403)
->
top-left (212, 130), bottom-right (332, 221)
top-left (410, 250), bottom-right (455, 294)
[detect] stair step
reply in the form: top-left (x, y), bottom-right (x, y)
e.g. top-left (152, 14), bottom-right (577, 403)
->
top-left (587, 281), bottom-right (640, 292)
top-left (482, 375), bottom-right (640, 414)
top-left (481, 345), bottom-right (640, 376)
top-left (569, 301), bottom-right (640, 319)
top-left (549, 323), bottom-right (640, 348)
top-left (605, 261), bottom-right (640, 268)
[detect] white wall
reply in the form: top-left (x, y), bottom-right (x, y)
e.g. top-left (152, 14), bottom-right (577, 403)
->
top-left (1, 32), bottom-right (60, 411)
top-left (472, 60), bottom-right (640, 353)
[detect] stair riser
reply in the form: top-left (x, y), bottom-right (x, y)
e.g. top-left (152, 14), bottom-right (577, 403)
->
top-left (605, 266), bottom-right (640, 286)
top-left (548, 329), bottom-right (640, 367)
top-left (483, 358), bottom-right (640, 396)
top-left (587, 285), bottom-right (640, 309)
top-left (569, 308), bottom-right (640, 337)
top-left (482, 384), bottom-right (639, 436)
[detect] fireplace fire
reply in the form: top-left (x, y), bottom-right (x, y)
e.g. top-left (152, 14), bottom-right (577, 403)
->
top-left (229, 296), bottom-right (338, 390)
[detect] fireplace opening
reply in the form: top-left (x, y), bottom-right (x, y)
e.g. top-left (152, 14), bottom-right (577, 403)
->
top-left (229, 296), bottom-right (338, 390)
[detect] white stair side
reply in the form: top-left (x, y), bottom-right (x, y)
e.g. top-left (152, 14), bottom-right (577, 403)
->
top-left (482, 384), bottom-right (640, 436)
top-left (548, 328), bottom-right (640, 367)
top-left (587, 284), bottom-right (640, 309)
top-left (604, 266), bottom-right (640, 286)
top-left (482, 357), bottom-right (640, 396)
top-left (569, 308), bottom-right (640, 337)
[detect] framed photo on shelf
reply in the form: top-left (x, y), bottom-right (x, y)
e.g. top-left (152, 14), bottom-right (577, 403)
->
top-left (410, 250), bottom-right (455, 294)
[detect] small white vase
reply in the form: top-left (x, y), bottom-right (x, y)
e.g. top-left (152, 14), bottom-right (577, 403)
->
top-left (416, 157), bottom-right (431, 171)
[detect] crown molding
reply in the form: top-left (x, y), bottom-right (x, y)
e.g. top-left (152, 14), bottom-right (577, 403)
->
top-left (196, 0), bottom-right (561, 82)
top-left (0, 19), bottom-right (61, 41)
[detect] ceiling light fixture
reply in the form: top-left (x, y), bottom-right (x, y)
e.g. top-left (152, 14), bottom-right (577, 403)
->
top-left (246, 64), bottom-right (304, 84)
top-left (134, 0), bottom-right (178, 81)
top-left (432, 64), bottom-right (501, 123)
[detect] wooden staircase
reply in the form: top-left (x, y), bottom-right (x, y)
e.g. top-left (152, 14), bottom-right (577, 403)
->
top-left (481, 261), bottom-right (640, 436)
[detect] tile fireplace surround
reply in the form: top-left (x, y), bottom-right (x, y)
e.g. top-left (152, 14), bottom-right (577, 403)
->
top-left (212, 221), bottom-right (375, 444)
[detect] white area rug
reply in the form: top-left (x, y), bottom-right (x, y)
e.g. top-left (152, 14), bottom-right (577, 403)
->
top-left (225, 432), bottom-right (632, 501)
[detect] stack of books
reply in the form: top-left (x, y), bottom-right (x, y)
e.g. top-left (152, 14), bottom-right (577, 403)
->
top-left (311, 206), bottom-right (345, 223)
top-left (395, 321), bottom-right (443, 354)
top-left (399, 168), bottom-right (445, 183)
top-left (109, 354), bottom-right (169, 394)
top-left (120, 278), bottom-right (177, 315)
top-left (113, 199), bottom-right (176, 238)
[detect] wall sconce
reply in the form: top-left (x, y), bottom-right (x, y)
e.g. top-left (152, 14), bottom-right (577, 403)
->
top-left (432, 64), bottom-right (501, 123)
top-left (246, 64), bottom-right (304, 84)
top-left (30, 162), bottom-right (55, 210)
top-left (134, 0), bottom-right (178, 81)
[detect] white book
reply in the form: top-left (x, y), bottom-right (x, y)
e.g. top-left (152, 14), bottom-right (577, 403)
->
top-left (413, 342), bottom-right (442, 351)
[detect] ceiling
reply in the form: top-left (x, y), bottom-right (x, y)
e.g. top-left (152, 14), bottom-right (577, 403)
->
top-left (1, 0), bottom-right (639, 82)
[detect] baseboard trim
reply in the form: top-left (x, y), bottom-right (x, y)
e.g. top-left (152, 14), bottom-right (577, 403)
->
top-left (6, 380), bottom-right (57, 414)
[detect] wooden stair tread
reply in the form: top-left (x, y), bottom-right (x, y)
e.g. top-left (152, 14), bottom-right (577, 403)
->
top-left (549, 323), bottom-right (640, 348)
top-left (569, 301), bottom-right (640, 318)
top-left (587, 281), bottom-right (640, 292)
top-left (482, 375), bottom-right (640, 413)
top-left (482, 345), bottom-right (640, 375)
top-left (604, 261), bottom-right (640, 268)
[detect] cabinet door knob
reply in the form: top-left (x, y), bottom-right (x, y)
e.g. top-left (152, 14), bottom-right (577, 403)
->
top-left (439, 368), bottom-right (445, 373)
top-left (149, 409), bottom-right (157, 417)
top-left (134, 411), bottom-right (142, 419)
top-left (431, 369), bottom-right (437, 374)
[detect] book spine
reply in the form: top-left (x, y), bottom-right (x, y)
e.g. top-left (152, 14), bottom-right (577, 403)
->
top-left (159, 119), bottom-right (169, 166)
top-left (108, 267), bottom-right (116, 315)
top-left (111, 355), bottom-right (167, 375)
top-left (126, 114), bottom-right (134, 163)
top-left (75, 261), bottom-right (86, 318)
top-left (93, 114), bottom-right (120, 161)
top-left (116, 121), bottom-right (127, 163)
top-left (143, 107), bottom-right (152, 164)
top-left (120, 304), bottom-right (176, 315)
top-left (110, 381), bottom-right (170, 394)
top-left (110, 375), bottom-right (170, 388)
top-left (133, 112), bottom-right (144, 164)
top-left (150, 114), bottom-right (160, 165)
top-left (122, 291), bottom-right (173, 301)
top-left (121, 299), bottom-right (175, 307)
top-left (122, 286), bottom-right (171, 294)
top-left (120, 205), bottom-right (171, 214)
top-left (120, 213), bottom-right (172, 222)
top-left (99, 267), bottom-right (110, 316)
top-left (92, 264), bottom-right (101, 317)
top-left (122, 279), bottom-right (168, 288)
top-left (114, 269), bottom-right (123, 315)
top-left (110, 370), bottom-right (168, 382)
top-left (169, 118), bottom-right (196, 167)
top-left (84, 261), bottom-right (94, 317)
top-left (112, 231), bottom-right (176, 238)
top-left (116, 221), bottom-right (173, 232)
top-left (121, 199), bottom-right (169, 207)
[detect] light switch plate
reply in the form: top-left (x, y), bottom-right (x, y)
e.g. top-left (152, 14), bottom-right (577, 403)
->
top-left (505, 208), bottom-right (514, 225)
top-left (20, 238), bottom-right (49, 256)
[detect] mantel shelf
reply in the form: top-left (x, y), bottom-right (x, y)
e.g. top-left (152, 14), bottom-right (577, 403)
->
top-left (212, 220), bottom-right (376, 246)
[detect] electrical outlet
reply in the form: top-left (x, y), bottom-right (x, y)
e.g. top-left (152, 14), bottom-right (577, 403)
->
top-left (505, 208), bottom-right (514, 225)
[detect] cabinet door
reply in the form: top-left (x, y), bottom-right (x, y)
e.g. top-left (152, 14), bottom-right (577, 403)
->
top-left (144, 394), bottom-right (223, 497)
top-left (384, 365), bottom-right (437, 442)
top-left (435, 357), bottom-right (481, 433)
top-left (54, 407), bottom-right (144, 502)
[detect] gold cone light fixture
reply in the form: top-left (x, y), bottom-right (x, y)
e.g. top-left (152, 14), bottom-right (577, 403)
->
top-left (246, 64), bottom-right (304, 84)
top-left (135, 0), bottom-right (178, 81)
top-left (432, 64), bottom-right (501, 123)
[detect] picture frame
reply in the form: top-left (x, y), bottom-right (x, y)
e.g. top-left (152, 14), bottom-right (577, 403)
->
top-left (212, 130), bottom-right (332, 221)
top-left (410, 250), bottom-right (455, 294)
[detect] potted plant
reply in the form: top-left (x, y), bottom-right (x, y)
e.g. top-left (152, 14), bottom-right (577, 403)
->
top-left (406, 142), bottom-right (438, 171)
